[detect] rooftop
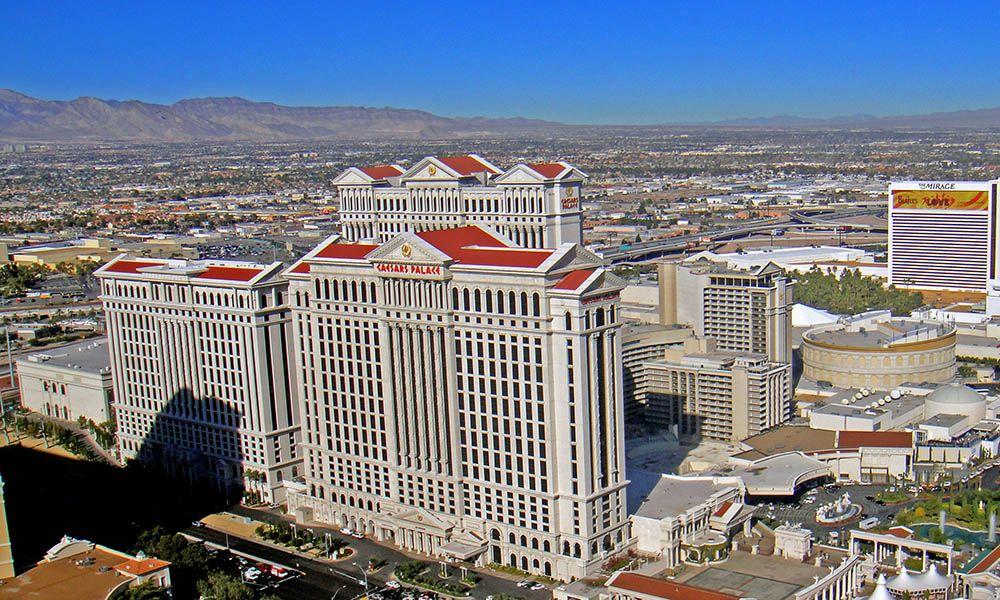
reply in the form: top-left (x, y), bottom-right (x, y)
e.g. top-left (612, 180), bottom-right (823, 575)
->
top-left (804, 317), bottom-right (954, 350)
top-left (836, 430), bottom-right (913, 449)
top-left (606, 571), bottom-right (741, 600)
top-left (635, 475), bottom-right (740, 520)
top-left (0, 547), bottom-right (130, 600)
top-left (19, 337), bottom-right (110, 375)
top-left (737, 426), bottom-right (837, 460)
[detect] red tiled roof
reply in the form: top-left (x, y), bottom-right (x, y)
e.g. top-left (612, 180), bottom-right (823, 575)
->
top-left (416, 226), bottom-right (552, 268)
top-left (290, 262), bottom-right (310, 274)
top-left (608, 572), bottom-right (740, 600)
top-left (554, 269), bottom-right (595, 290)
top-left (887, 526), bottom-right (913, 539)
top-left (836, 430), bottom-right (913, 449)
top-left (114, 557), bottom-right (171, 576)
top-left (438, 155), bottom-right (498, 176)
top-left (360, 165), bottom-right (403, 180)
top-left (528, 162), bottom-right (567, 179)
top-left (195, 265), bottom-right (263, 282)
top-left (969, 543), bottom-right (1000, 574)
top-left (102, 259), bottom-right (162, 274)
top-left (314, 242), bottom-right (378, 260)
top-left (713, 500), bottom-right (733, 518)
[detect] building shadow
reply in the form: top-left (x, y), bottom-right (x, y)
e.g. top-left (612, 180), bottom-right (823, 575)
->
top-left (0, 389), bottom-right (244, 571)
top-left (131, 389), bottom-right (248, 505)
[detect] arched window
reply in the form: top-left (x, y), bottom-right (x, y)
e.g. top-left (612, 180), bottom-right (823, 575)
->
top-left (564, 312), bottom-right (572, 330)
top-left (452, 288), bottom-right (459, 309)
top-left (532, 293), bottom-right (541, 316)
top-left (520, 292), bottom-right (528, 316)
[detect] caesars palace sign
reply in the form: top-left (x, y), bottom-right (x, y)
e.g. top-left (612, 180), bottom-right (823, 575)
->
top-left (375, 243), bottom-right (443, 276)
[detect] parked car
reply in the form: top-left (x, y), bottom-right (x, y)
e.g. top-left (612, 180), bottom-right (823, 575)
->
top-left (531, 583), bottom-right (546, 591)
top-left (859, 517), bottom-right (880, 530)
top-left (386, 581), bottom-right (402, 589)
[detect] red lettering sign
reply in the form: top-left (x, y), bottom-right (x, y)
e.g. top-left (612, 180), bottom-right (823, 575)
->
top-left (375, 263), bottom-right (442, 276)
top-left (562, 198), bottom-right (579, 210)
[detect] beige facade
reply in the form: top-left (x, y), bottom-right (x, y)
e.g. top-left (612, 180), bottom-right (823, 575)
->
top-left (334, 155), bottom-right (586, 250)
top-left (643, 341), bottom-right (792, 442)
top-left (95, 257), bottom-right (302, 504)
top-left (284, 225), bottom-right (629, 581)
top-left (11, 238), bottom-right (116, 267)
top-left (621, 323), bottom-right (695, 419)
top-left (17, 338), bottom-right (113, 424)
top-left (658, 258), bottom-right (792, 364)
top-left (801, 313), bottom-right (956, 389)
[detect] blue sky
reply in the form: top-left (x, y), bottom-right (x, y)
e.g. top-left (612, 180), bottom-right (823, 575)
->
top-left (1, 1), bottom-right (997, 124)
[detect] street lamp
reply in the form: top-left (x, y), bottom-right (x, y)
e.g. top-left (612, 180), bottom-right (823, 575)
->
top-left (353, 562), bottom-right (369, 594)
top-left (331, 584), bottom-right (347, 600)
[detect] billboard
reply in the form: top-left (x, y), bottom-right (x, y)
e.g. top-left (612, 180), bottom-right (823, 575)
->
top-left (892, 189), bottom-right (990, 211)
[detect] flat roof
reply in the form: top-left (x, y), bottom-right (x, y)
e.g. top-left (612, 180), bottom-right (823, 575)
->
top-left (607, 571), bottom-right (740, 600)
top-left (920, 414), bottom-right (967, 428)
top-left (635, 475), bottom-right (739, 520)
top-left (18, 337), bottom-right (110, 375)
top-left (733, 453), bottom-right (831, 495)
top-left (0, 548), bottom-right (129, 600)
top-left (739, 426), bottom-right (837, 457)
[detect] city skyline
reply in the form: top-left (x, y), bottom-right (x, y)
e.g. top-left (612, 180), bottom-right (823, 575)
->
top-left (2, 1), bottom-right (998, 125)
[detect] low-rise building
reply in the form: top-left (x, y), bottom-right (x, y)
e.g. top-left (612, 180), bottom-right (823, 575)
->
top-left (643, 341), bottom-right (792, 442)
top-left (17, 338), bottom-right (113, 424)
top-left (632, 474), bottom-right (752, 566)
top-left (0, 535), bottom-right (171, 599)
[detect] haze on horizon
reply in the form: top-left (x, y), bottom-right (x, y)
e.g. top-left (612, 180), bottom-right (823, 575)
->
top-left (1, 0), bottom-right (996, 126)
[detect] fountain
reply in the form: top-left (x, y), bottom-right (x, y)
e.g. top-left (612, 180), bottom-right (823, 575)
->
top-left (816, 492), bottom-right (862, 525)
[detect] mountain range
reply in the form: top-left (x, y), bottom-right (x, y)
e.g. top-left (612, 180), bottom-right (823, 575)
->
top-left (1, 89), bottom-right (997, 142)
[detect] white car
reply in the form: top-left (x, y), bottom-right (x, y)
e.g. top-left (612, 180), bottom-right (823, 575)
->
top-left (517, 581), bottom-right (532, 588)
top-left (531, 583), bottom-right (546, 591)
top-left (386, 581), bottom-right (402, 589)
top-left (340, 527), bottom-right (353, 535)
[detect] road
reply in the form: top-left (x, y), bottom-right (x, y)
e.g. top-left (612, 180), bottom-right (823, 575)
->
top-left (184, 525), bottom-right (367, 600)
top-left (187, 513), bottom-right (551, 600)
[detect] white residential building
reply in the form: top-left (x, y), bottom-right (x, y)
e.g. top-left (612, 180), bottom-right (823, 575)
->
top-left (17, 338), bottom-right (113, 424)
top-left (333, 155), bottom-right (586, 249)
top-left (95, 257), bottom-right (301, 503)
top-left (284, 224), bottom-right (629, 581)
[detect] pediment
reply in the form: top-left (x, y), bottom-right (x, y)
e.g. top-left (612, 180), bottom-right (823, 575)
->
top-left (332, 167), bottom-right (376, 185)
top-left (494, 164), bottom-right (547, 184)
top-left (400, 157), bottom-right (461, 181)
top-left (393, 507), bottom-right (454, 533)
top-left (581, 270), bottom-right (627, 295)
top-left (367, 233), bottom-right (451, 265)
top-left (544, 243), bottom-right (606, 272)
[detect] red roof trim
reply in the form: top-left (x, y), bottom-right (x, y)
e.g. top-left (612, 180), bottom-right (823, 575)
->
top-left (195, 265), bottom-right (263, 282)
top-left (608, 572), bottom-right (740, 600)
top-left (528, 162), bottom-right (567, 179)
top-left (438, 155), bottom-right (498, 176)
top-left (314, 242), bottom-right (378, 260)
top-left (554, 269), bottom-right (595, 290)
top-left (114, 557), bottom-right (171, 575)
top-left (713, 500), bottom-right (733, 518)
top-left (102, 259), bottom-right (163, 274)
top-left (290, 262), bottom-right (310, 274)
top-left (360, 165), bottom-right (403, 180)
top-left (836, 431), bottom-right (913, 450)
top-left (969, 544), bottom-right (1000, 574)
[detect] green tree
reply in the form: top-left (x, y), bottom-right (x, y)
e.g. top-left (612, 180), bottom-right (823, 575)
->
top-left (195, 572), bottom-right (255, 600)
top-left (118, 581), bottom-right (170, 600)
top-left (958, 364), bottom-right (977, 378)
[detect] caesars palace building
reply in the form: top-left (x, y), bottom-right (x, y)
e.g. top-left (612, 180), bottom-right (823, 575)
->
top-left (284, 226), bottom-right (629, 580)
top-left (334, 154), bottom-right (585, 249)
top-left (97, 156), bottom-right (628, 580)
top-left (284, 157), bottom-right (630, 580)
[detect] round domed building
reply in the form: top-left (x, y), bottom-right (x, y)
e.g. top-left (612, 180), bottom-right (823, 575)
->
top-left (923, 383), bottom-right (987, 423)
top-left (801, 311), bottom-right (956, 390)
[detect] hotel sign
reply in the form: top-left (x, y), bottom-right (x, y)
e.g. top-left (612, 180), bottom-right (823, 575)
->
top-left (561, 186), bottom-right (579, 210)
top-left (375, 263), bottom-right (442, 276)
top-left (892, 189), bottom-right (989, 212)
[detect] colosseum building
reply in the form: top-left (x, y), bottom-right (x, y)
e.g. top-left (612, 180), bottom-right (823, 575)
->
top-left (801, 310), bottom-right (956, 389)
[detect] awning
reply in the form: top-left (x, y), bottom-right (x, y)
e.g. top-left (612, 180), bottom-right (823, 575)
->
top-left (439, 535), bottom-right (487, 560)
